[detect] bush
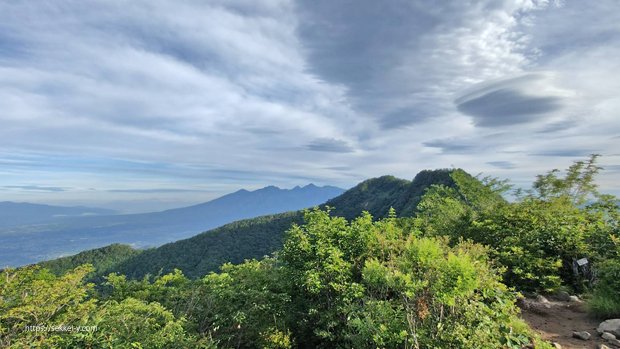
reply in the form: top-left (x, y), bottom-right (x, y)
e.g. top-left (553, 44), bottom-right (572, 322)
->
top-left (590, 241), bottom-right (620, 317)
top-left (280, 208), bottom-right (551, 348)
top-left (0, 265), bottom-right (208, 349)
top-left (468, 198), bottom-right (587, 293)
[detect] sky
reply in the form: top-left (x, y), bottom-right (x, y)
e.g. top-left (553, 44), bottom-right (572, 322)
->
top-left (1, 0), bottom-right (619, 213)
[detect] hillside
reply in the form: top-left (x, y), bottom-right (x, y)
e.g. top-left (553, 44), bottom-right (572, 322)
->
top-left (38, 243), bottom-right (140, 277)
top-left (326, 169), bottom-right (456, 219)
top-left (115, 211), bottom-right (303, 279)
top-left (40, 169), bottom-right (464, 279)
top-left (0, 184), bottom-right (344, 267)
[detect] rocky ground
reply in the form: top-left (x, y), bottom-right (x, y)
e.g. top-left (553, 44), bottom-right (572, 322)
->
top-left (519, 295), bottom-right (620, 349)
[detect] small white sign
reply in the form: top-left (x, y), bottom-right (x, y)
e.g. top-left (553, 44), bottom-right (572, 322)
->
top-left (576, 258), bottom-right (588, 266)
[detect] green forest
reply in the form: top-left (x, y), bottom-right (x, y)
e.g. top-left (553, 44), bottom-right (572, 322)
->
top-left (2, 155), bottom-right (619, 348)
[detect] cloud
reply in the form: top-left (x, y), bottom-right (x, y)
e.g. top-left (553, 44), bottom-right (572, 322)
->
top-left (295, 0), bottom-right (553, 128)
top-left (422, 132), bottom-right (513, 155)
top-left (455, 74), bottom-right (566, 127)
top-left (3, 185), bottom-right (68, 192)
top-left (307, 138), bottom-right (354, 153)
top-left (604, 165), bottom-right (620, 173)
top-left (536, 120), bottom-right (578, 134)
top-left (457, 89), bottom-right (562, 126)
top-left (531, 149), bottom-right (597, 157)
top-left (0, 1), bottom-right (356, 153)
top-left (107, 188), bottom-right (212, 193)
top-left (324, 166), bottom-right (353, 171)
top-left (423, 139), bottom-right (477, 154)
top-left (486, 161), bottom-right (517, 170)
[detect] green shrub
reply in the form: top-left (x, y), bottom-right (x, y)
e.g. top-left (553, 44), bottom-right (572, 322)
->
top-left (281, 208), bottom-right (550, 348)
top-left (590, 241), bottom-right (620, 317)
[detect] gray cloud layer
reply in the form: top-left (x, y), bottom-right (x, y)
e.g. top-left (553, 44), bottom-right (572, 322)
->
top-left (307, 138), bottom-right (354, 153)
top-left (455, 74), bottom-right (565, 126)
top-left (2, 185), bottom-right (69, 192)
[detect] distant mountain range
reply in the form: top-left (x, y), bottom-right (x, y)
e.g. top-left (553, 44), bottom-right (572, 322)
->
top-left (0, 184), bottom-right (345, 267)
top-left (38, 169), bottom-right (466, 280)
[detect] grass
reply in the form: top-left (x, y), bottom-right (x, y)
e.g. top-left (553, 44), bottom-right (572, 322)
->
top-left (588, 287), bottom-right (620, 318)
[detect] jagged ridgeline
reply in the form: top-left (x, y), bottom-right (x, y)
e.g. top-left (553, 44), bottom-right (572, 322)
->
top-left (37, 169), bottom-right (475, 279)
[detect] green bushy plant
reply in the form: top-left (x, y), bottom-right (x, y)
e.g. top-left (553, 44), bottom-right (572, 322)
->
top-left (416, 155), bottom-right (616, 294)
top-left (281, 208), bottom-right (550, 348)
top-left (0, 265), bottom-right (208, 349)
top-left (589, 236), bottom-right (620, 317)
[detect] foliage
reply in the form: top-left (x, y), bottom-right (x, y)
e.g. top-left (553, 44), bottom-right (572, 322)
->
top-left (199, 259), bottom-right (292, 348)
top-left (80, 297), bottom-right (199, 349)
top-left (415, 169), bottom-right (507, 240)
top-left (325, 170), bottom-right (457, 220)
top-left (469, 198), bottom-right (589, 292)
top-left (0, 265), bottom-right (96, 348)
top-left (280, 209), bottom-right (548, 348)
top-left (584, 194), bottom-right (620, 262)
top-left (38, 243), bottom-right (140, 280)
top-left (416, 155), bottom-right (618, 294)
top-left (589, 236), bottom-right (620, 317)
top-left (114, 211), bottom-right (303, 279)
top-left (530, 154), bottom-right (602, 205)
top-left (3, 206), bottom-right (556, 348)
top-left (0, 265), bottom-right (207, 348)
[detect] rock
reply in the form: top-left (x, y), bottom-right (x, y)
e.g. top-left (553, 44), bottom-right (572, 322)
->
top-left (572, 331), bottom-right (591, 340)
top-left (609, 338), bottom-right (620, 347)
top-left (517, 298), bottom-right (551, 314)
top-left (602, 332), bottom-right (617, 341)
top-left (536, 295), bottom-right (550, 303)
top-left (551, 342), bottom-right (562, 349)
top-left (554, 290), bottom-right (571, 302)
top-left (568, 295), bottom-right (581, 303)
top-left (598, 319), bottom-right (620, 337)
top-left (531, 302), bottom-right (551, 315)
top-left (597, 344), bottom-right (610, 349)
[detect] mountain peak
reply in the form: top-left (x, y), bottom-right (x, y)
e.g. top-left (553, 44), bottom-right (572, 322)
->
top-left (325, 169), bottom-right (461, 219)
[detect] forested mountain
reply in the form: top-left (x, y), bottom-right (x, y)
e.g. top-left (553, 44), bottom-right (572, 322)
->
top-left (0, 202), bottom-right (116, 228)
top-left (38, 169), bottom-right (464, 279)
top-left (115, 212), bottom-right (303, 279)
top-left (0, 184), bottom-right (344, 267)
top-left (326, 169), bottom-right (457, 219)
top-left (38, 243), bottom-right (140, 277)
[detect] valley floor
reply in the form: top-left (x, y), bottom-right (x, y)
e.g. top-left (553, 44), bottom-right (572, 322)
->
top-left (520, 298), bottom-right (609, 349)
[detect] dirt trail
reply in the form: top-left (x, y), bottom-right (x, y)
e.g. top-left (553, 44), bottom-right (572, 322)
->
top-left (520, 298), bottom-right (612, 348)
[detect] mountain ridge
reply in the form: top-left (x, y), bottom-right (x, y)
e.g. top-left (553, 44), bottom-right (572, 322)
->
top-left (1, 184), bottom-right (345, 267)
top-left (38, 169), bottom-right (469, 279)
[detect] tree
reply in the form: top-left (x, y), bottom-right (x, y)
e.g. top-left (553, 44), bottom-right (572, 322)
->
top-left (1, 265), bottom-right (208, 348)
top-left (531, 154), bottom-right (602, 205)
top-left (0, 265), bottom-right (96, 348)
top-left (198, 259), bottom-right (293, 348)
